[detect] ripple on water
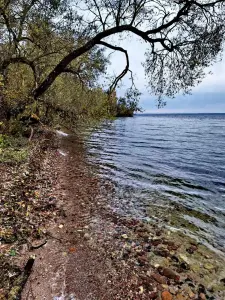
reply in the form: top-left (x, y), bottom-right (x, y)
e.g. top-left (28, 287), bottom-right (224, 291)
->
top-left (85, 114), bottom-right (225, 251)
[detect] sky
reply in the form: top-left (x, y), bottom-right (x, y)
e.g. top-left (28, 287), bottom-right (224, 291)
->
top-left (106, 36), bottom-right (225, 113)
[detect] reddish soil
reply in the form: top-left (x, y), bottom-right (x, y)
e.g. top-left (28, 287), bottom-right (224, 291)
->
top-left (21, 134), bottom-right (132, 299)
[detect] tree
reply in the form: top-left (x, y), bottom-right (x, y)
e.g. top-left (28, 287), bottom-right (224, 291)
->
top-left (0, 0), bottom-right (110, 123)
top-left (116, 88), bottom-right (142, 117)
top-left (31, 0), bottom-right (225, 106)
top-left (1, 1), bottom-right (225, 108)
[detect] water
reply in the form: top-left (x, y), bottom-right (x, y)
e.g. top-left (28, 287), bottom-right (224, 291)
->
top-left (85, 114), bottom-right (225, 251)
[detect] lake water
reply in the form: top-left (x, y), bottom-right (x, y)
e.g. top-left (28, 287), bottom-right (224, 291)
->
top-left (86, 114), bottom-right (225, 252)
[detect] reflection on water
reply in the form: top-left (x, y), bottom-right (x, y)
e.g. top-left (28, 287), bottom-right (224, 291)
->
top-left (85, 114), bottom-right (225, 251)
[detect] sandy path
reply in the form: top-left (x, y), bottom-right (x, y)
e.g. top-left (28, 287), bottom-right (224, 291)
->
top-left (21, 133), bottom-right (119, 300)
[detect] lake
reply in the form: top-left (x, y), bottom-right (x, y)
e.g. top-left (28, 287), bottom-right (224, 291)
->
top-left (86, 114), bottom-right (225, 252)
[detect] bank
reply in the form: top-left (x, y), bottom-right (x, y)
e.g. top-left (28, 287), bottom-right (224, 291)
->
top-left (1, 128), bottom-right (225, 299)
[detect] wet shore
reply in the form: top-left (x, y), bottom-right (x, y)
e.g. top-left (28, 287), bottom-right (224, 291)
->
top-left (23, 131), bottom-right (225, 299)
top-left (1, 129), bottom-right (225, 299)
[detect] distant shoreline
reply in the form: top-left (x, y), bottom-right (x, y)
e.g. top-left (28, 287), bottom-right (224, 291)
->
top-left (135, 112), bottom-right (225, 115)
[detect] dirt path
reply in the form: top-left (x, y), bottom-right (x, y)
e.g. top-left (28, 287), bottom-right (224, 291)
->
top-left (21, 133), bottom-right (121, 299)
top-left (21, 132), bottom-right (225, 300)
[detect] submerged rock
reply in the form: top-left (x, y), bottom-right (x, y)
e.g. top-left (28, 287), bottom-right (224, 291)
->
top-left (161, 290), bottom-right (173, 300)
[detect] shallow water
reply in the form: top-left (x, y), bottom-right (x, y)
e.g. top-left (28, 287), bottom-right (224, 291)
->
top-left (85, 114), bottom-right (225, 251)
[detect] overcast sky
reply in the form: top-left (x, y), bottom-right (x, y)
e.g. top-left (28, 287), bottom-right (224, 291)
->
top-left (106, 36), bottom-right (225, 113)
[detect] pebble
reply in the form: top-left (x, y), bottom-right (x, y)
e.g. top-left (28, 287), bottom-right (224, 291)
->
top-left (169, 287), bottom-right (177, 295)
top-left (154, 249), bottom-right (170, 257)
top-left (179, 254), bottom-right (189, 265)
top-left (149, 291), bottom-right (158, 299)
top-left (186, 245), bottom-right (197, 254)
top-left (161, 284), bottom-right (169, 289)
top-left (204, 263), bottom-right (214, 270)
top-left (161, 291), bottom-right (173, 300)
top-left (84, 233), bottom-right (90, 240)
top-left (189, 290), bottom-right (196, 298)
top-left (151, 273), bottom-right (167, 284)
top-left (176, 294), bottom-right (186, 300)
top-left (199, 293), bottom-right (206, 300)
top-left (159, 267), bottom-right (180, 281)
top-left (137, 255), bottom-right (148, 266)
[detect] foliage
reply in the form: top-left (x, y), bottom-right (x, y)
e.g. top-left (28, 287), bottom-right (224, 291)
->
top-left (0, 0), bottom-right (111, 127)
top-left (31, 0), bottom-right (225, 106)
top-left (0, 0), bottom-right (224, 122)
top-left (0, 134), bottom-right (28, 163)
top-left (116, 88), bottom-right (142, 117)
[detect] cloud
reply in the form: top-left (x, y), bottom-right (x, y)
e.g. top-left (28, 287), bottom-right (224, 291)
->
top-left (105, 37), bottom-right (225, 112)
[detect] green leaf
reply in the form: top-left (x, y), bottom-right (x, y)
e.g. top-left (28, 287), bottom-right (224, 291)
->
top-left (9, 249), bottom-right (16, 256)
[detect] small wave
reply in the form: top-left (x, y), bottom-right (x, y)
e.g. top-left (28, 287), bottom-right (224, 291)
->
top-left (56, 130), bottom-right (69, 137)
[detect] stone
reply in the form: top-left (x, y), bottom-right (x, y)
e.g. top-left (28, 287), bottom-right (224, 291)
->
top-left (162, 284), bottom-right (169, 289)
top-left (161, 291), bottom-right (173, 300)
top-left (199, 293), bottom-right (206, 300)
top-left (149, 292), bottom-right (158, 299)
top-left (84, 233), bottom-right (90, 240)
top-left (176, 294), bottom-right (186, 300)
top-left (179, 254), bottom-right (189, 265)
top-left (137, 256), bottom-right (148, 266)
top-left (159, 267), bottom-right (180, 281)
top-left (203, 263), bottom-right (214, 270)
top-left (151, 239), bottom-right (162, 246)
top-left (189, 290), bottom-right (196, 298)
top-left (191, 265), bottom-right (200, 273)
top-left (151, 273), bottom-right (167, 284)
top-left (186, 245), bottom-right (197, 254)
top-left (169, 287), bottom-right (177, 295)
top-left (180, 262), bottom-right (190, 270)
top-left (154, 249), bottom-right (170, 257)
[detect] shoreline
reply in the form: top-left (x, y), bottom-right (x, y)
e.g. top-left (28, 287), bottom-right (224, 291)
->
top-left (1, 129), bottom-right (225, 299)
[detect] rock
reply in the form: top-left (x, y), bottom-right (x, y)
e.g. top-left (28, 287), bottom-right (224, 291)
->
top-left (189, 290), bottom-right (196, 298)
top-left (121, 234), bottom-right (128, 239)
top-left (144, 244), bottom-right (152, 252)
top-left (198, 284), bottom-right (206, 294)
top-left (159, 267), bottom-right (180, 281)
top-left (183, 285), bottom-right (196, 299)
top-left (137, 255), bottom-right (148, 266)
top-left (203, 263), bottom-right (214, 270)
top-left (151, 273), bottom-right (167, 284)
top-left (151, 239), bottom-right (162, 246)
top-left (169, 287), bottom-right (177, 295)
top-left (179, 254), bottom-right (189, 265)
top-left (176, 294), bottom-right (186, 300)
top-left (162, 284), bottom-right (169, 289)
top-left (168, 244), bottom-right (179, 251)
top-left (154, 249), bottom-right (170, 257)
top-left (199, 293), bottom-right (206, 300)
top-left (191, 264), bottom-right (200, 273)
top-left (180, 262), bottom-right (190, 270)
top-left (186, 245), bottom-right (197, 254)
top-left (84, 233), bottom-right (90, 240)
top-left (171, 255), bottom-right (179, 263)
top-left (161, 291), bottom-right (173, 300)
top-left (139, 286), bottom-right (144, 294)
top-left (149, 291), bottom-right (158, 299)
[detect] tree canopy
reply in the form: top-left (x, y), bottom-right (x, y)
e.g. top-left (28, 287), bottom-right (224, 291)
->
top-left (0, 0), bottom-right (225, 112)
